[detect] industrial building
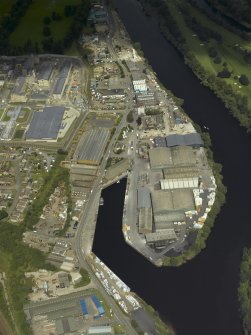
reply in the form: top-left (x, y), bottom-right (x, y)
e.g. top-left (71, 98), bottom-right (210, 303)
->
top-left (166, 133), bottom-right (203, 147)
top-left (88, 325), bottom-right (112, 335)
top-left (76, 128), bottom-right (110, 165)
top-left (145, 229), bottom-right (177, 247)
top-left (132, 79), bottom-right (147, 93)
top-left (98, 88), bottom-right (125, 100)
top-left (53, 62), bottom-right (72, 99)
top-left (151, 189), bottom-right (195, 222)
top-left (161, 166), bottom-right (199, 190)
top-left (137, 186), bottom-right (151, 209)
top-left (149, 146), bottom-right (197, 170)
top-left (154, 133), bottom-right (204, 148)
top-left (10, 76), bottom-right (27, 102)
top-left (55, 317), bottom-right (78, 335)
top-left (26, 106), bottom-right (65, 141)
top-left (139, 207), bottom-right (152, 234)
top-left (37, 62), bottom-right (53, 87)
top-left (136, 91), bottom-right (156, 106)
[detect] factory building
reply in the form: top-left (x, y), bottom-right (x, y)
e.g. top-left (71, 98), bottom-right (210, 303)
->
top-left (160, 166), bottom-right (199, 190)
top-left (132, 79), bottom-right (147, 93)
top-left (10, 76), bottom-right (27, 102)
top-left (137, 186), bottom-right (151, 209)
top-left (26, 106), bottom-right (65, 141)
top-left (37, 62), bottom-right (53, 87)
top-left (136, 91), bottom-right (156, 106)
top-left (88, 325), bottom-right (112, 335)
top-left (53, 62), bottom-right (72, 99)
top-left (154, 133), bottom-right (204, 148)
top-left (137, 187), bottom-right (152, 234)
top-left (98, 88), bottom-right (125, 100)
top-left (145, 229), bottom-right (177, 248)
top-left (149, 146), bottom-right (197, 170)
top-left (151, 188), bottom-right (195, 224)
top-left (76, 128), bottom-right (110, 165)
top-left (165, 133), bottom-right (204, 147)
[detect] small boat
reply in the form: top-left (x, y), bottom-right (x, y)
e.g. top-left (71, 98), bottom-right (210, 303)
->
top-left (99, 197), bottom-right (104, 206)
top-left (116, 180), bottom-right (120, 184)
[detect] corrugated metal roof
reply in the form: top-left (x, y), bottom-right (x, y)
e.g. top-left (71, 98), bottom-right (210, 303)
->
top-left (26, 106), bottom-right (65, 139)
top-left (88, 326), bottom-right (112, 334)
top-left (137, 186), bottom-right (151, 209)
top-left (165, 133), bottom-right (203, 147)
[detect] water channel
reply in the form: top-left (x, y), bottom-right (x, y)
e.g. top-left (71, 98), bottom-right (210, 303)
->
top-left (93, 1), bottom-right (251, 334)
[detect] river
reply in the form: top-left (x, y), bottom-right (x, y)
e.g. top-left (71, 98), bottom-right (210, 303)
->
top-left (93, 1), bottom-right (251, 334)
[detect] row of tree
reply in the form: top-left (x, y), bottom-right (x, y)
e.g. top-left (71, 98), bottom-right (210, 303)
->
top-left (207, 0), bottom-right (251, 26)
top-left (179, 3), bottom-right (222, 42)
top-left (238, 247), bottom-right (251, 333)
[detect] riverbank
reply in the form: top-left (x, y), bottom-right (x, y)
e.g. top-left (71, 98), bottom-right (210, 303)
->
top-left (238, 247), bottom-right (251, 335)
top-left (140, 0), bottom-right (251, 132)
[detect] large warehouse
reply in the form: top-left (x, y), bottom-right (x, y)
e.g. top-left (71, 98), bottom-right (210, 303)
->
top-left (148, 146), bottom-right (197, 170)
top-left (26, 106), bottom-right (65, 141)
top-left (76, 128), bottom-right (110, 165)
top-left (154, 133), bottom-right (204, 148)
top-left (151, 189), bottom-right (195, 223)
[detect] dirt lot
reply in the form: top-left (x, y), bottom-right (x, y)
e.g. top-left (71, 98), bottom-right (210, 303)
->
top-left (0, 314), bottom-right (12, 335)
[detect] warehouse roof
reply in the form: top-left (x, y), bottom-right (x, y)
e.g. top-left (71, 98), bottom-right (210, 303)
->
top-left (77, 128), bottom-right (110, 164)
top-left (151, 189), bottom-right (195, 214)
top-left (137, 186), bottom-right (151, 209)
top-left (88, 325), bottom-right (112, 334)
top-left (53, 77), bottom-right (67, 95)
top-left (149, 147), bottom-right (172, 169)
top-left (37, 63), bottom-right (53, 81)
top-left (171, 146), bottom-right (196, 166)
top-left (163, 165), bottom-right (199, 179)
top-left (139, 207), bottom-right (152, 233)
top-left (149, 147), bottom-right (196, 169)
top-left (12, 76), bottom-right (25, 95)
top-left (26, 106), bottom-right (65, 139)
top-left (154, 137), bottom-right (167, 147)
top-left (145, 229), bottom-right (177, 243)
top-left (165, 133), bottom-right (203, 147)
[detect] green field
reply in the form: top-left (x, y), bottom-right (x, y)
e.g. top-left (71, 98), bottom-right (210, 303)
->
top-left (168, 1), bottom-right (251, 107)
top-left (10, 0), bottom-right (81, 47)
top-left (0, 0), bottom-right (15, 23)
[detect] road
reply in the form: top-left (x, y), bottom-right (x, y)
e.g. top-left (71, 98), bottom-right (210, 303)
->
top-left (71, 7), bottom-right (144, 334)
top-left (74, 112), bottom-right (138, 334)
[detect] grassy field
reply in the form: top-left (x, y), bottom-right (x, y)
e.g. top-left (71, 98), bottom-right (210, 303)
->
top-left (0, 0), bottom-right (14, 23)
top-left (10, 0), bottom-right (81, 47)
top-left (169, 1), bottom-right (251, 107)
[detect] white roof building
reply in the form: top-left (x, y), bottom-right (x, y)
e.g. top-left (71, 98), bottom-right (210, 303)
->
top-left (133, 79), bottom-right (147, 93)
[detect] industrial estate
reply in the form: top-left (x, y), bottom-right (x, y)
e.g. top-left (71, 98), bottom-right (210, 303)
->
top-left (0, 1), bottom-right (217, 335)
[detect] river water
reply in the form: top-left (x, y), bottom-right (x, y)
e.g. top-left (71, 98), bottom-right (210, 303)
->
top-left (93, 1), bottom-right (251, 334)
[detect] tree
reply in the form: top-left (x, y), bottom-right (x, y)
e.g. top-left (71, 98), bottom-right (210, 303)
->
top-left (208, 47), bottom-right (217, 58)
top-left (43, 16), bottom-right (51, 25)
top-left (217, 68), bottom-right (231, 78)
top-left (0, 210), bottom-right (8, 220)
top-left (239, 74), bottom-right (249, 86)
top-left (127, 111), bottom-right (134, 123)
top-left (43, 26), bottom-right (51, 37)
top-left (213, 56), bottom-right (222, 64)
